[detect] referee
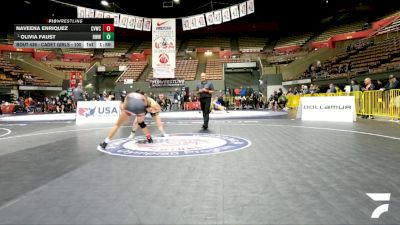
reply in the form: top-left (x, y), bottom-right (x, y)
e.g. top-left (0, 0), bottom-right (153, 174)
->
top-left (196, 72), bottom-right (214, 129)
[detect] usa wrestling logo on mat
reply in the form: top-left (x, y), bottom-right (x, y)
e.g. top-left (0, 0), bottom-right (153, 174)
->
top-left (97, 133), bottom-right (251, 157)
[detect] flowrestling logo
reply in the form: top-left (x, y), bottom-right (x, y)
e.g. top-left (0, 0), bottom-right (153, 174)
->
top-left (97, 133), bottom-right (251, 157)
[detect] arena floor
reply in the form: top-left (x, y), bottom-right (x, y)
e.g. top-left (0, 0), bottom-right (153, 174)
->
top-left (0, 113), bottom-right (400, 225)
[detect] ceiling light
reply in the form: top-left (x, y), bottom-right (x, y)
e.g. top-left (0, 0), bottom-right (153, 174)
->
top-left (173, 0), bottom-right (180, 4)
top-left (101, 0), bottom-right (109, 6)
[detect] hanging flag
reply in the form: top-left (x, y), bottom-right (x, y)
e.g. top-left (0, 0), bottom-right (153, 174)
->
top-left (213, 10), bottom-right (222, 24)
top-left (103, 12), bottom-right (113, 19)
top-left (118, 14), bottom-right (128, 28)
top-left (143, 18), bottom-right (152, 31)
top-left (197, 14), bottom-right (206, 28)
top-left (135, 17), bottom-right (144, 30)
top-left (247, 0), bottom-right (255, 14)
top-left (127, 16), bottom-right (136, 29)
top-left (182, 17), bottom-right (190, 31)
top-left (95, 10), bottom-right (104, 18)
top-left (230, 5), bottom-right (240, 20)
top-left (112, 13), bottom-right (120, 27)
top-left (239, 2), bottom-right (247, 17)
top-left (77, 7), bottom-right (86, 18)
top-left (190, 16), bottom-right (198, 30)
top-left (222, 7), bottom-right (231, 22)
top-left (205, 12), bottom-right (214, 26)
top-left (85, 8), bottom-right (95, 18)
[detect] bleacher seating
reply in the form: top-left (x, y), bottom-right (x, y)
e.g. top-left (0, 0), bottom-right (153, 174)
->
top-left (111, 61), bottom-right (148, 82)
top-left (146, 59), bottom-right (199, 81)
top-left (312, 21), bottom-right (366, 42)
top-left (44, 61), bottom-right (91, 71)
top-left (0, 57), bottom-right (53, 86)
top-left (205, 58), bottom-right (251, 80)
top-left (275, 33), bottom-right (313, 48)
top-left (134, 41), bottom-right (152, 53)
top-left (297, 36), bottom-right (400, 81)
top-left (238, 37), bottom-right (267, 52)
top-left (186, 37), bottom-right (231, 51)
top-left (377, 16), bottom-right (400, 35)
top-left (103, 43), bottom-right (132, 57)
top-left (62, 49), bottom-right (94, 56)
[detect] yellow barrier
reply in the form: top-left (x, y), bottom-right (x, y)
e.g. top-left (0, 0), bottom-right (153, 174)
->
top-left (287, 89), bottom-right (400, 119)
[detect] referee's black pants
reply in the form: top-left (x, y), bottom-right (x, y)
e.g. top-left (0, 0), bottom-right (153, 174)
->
top-left (200, 97), bottom-right (211, 127)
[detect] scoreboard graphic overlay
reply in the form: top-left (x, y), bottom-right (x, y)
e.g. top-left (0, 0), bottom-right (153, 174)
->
top-left (14, 19), bottom-right (114, 49)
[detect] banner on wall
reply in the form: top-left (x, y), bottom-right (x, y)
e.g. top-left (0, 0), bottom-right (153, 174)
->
top-left (152, 18), bottom-right (176, 74)
top-left (76, 101), bottom-right (121, 124)
top-left (149, 79), bottom-right (184, 88)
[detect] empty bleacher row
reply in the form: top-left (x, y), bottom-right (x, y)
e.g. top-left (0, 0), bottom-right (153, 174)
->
top-left (186, 37), bottom-right (231, 51)
top-left (146, 59), bottom-right (199, 81)
top-left (44, 61), bottom-right (91, 71)
top-left (238, 37), bottom-right (268, 52)
top-left (312, 21), bottom-right (366, 42)
top-left (0, 56), bottom-right (52, 86)
top-left (61, 49), bottom-right (94, 56)
top-left (305, 37), bottom-right (400, 81)
top-left (377, 16), bottom-right (400, 35)
top-left (205, 58), bottom-right (251, 80)
top-left (103, 43), bottom-right (132, 57)
top-left (274, 33), bottom-right (313, 48)
top-left (109, 61), bottom-right (148, 82)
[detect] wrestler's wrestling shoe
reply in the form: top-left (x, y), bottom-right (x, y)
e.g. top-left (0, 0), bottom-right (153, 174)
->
top-left (99, 141), bottom-right (107, 149)
top-left (162, 133), bottom-right (169, 137)
top-left (147, 136), bottom-right (154, 143)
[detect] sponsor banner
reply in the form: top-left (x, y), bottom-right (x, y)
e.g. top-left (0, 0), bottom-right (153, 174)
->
top-left (205, 12), bottom-right (214, 25)
top-left (239, 2), bottom-right (247, 17)
top-left (152, 18), bottom-right (176, 71)
top-left (85, 8), bottom-right (95, 18)
top-left (230, 5), bottom-right (240, 20)
top-left (149, 79), bottom-right (184, 88)
top-left (135, 17), bottom-right (144, 30)
top-left (182, 17), bottom-right (190, 31)
top-left (127, 16), bottom-right (136, 29)
top-left (143, 18), bottom-right (152, 31)
top-left (19, 86), bottom-right (62, 91)
top-left (213, 10), bottom-right (222, 24)
top-left (95, 10), bottom-right (104, 18)
top-left (222, 7), bottom-right (231, 22)
top-left (119, 14), bottom-right (128, 28)
top-left (247, 0), bottom-right (255, 14)
top-left (77, 7), bottom-right (86, 18)
top-left (76, 101), bottom-right (121, 124)
top-left (296, 96), bottom-right (356, 122)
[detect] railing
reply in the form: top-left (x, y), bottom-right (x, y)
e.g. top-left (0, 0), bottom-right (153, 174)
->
top-left (287, 89), bottom-right (400, 119)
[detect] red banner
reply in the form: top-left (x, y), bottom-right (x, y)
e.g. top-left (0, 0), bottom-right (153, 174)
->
top-left (69, 71), bottom-right (84, 89)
